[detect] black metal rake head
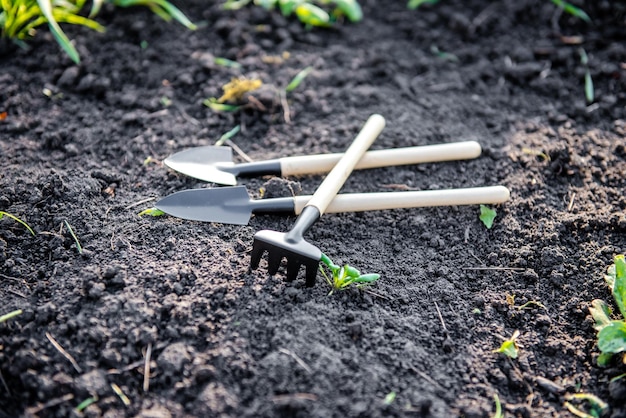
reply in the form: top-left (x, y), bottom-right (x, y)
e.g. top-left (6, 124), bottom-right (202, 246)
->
top-left (249, 207), bottom-right (322, 287)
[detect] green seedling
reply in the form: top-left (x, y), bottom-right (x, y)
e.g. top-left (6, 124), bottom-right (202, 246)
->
top-left (223, 0), bottom-right (362, 27)
top-left (550, 0), bottom-right (591, 23)
top-left (319, 253), bottom-right (380, 295)
top-left (492, 394), bottom-right (504, 418)
top-left (64, 220), bottom-right (82, 254)
top-left (407, 0), bottom-right (439, 10)
top-left (285, 66), bottom-right (313, 92)
top-left (589, 254), bottom-right (626, 366)
top-left (138, 207), bottom-right (165, 217)
top-left (0, 309), bottom-right (22, 323)
top-left (564, 393), bottom-right (608, 418)
top-left (493, 330), bottom-right (520, 359)
top-left (579, 48), bottom-right (594, 104)
top-left (214, 57), bottom-right (242, 69)
top-left (0, 211), bottom-right (35, 235)
top-left (479, 205), bottom-right (497, 229)
top-left (383, 391), bottom-right (396, 405)
top-left (75, 396), bottom-right (98, 412)
top-left (215, 125), bottom-right (241, 146)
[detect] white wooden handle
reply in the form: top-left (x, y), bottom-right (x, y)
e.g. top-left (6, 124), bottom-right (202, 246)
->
top-left (294, 186), bottom-right (510, 214)
top-left (306, 114), bottom-right (385, 215)
top-left (280, 141), bottom-right (482, 176)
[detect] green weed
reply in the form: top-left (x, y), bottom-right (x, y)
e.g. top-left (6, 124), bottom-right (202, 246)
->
top-left (223, 0), bottom-right (362, 27)
top-left (479, 205), bottom-right (497, 229)
top-left (579, 48), bottom-right (595, 104)
top-left (491, 394), bottom-right (504, 418)
top-left (0, 211), bottom-right (35, 235)
top-left (589, 254), bottom-right (626, 366)
top-left (319, 253), bottom-right (380, 295)
top-left (493, 330), bottom-right (520, 359)
top-left (138, 207), bottom-right (165, 216)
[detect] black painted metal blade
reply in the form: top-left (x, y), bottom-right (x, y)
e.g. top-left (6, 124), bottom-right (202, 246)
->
top-left (155, 186), bottom-right (296, 225)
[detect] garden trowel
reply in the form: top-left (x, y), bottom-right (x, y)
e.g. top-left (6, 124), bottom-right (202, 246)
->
top-left (163, 141), bottom-right (483, 185)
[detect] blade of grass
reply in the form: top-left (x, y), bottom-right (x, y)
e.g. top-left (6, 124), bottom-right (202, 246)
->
top-left (551, 0), bottom-right (591, 22)
top-left (64, 220), bottom-right (83, 254)
top-left (36, 0), bottom-right (80, 63)
top-left (215, 125), bottom-right (241, 146)
top-left (0, 309), bottom-right (23, 323)
top-left (285, 66), bottom-right (313, 92)
top-left (0, 211), bottom-right (35, 235)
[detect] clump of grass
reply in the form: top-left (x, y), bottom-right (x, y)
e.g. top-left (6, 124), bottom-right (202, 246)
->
top-left (589, 254), bottom-right (626, 366)
top-left (223, 0), bottom-right (362, 27)
top-left (0, 0), bottom-right (195, 63)
top-left (319, 253), bottom-right (380, 295)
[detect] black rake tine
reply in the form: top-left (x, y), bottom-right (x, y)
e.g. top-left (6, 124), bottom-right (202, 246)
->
top-left (286, 258), bottom-right (301, 282)
top-left (249, 244), bottom-right (263, 270)
top-left (267, 250), bottom-right (284, 275)
top-left (304, 261), bottom-right (318, 287)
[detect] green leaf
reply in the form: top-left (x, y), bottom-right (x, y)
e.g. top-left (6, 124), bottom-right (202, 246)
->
top-left (138, 207), bottom-right (165, 217)
top-left (285, 66), bottom-right (313, 92)
top-left (0, 211), bottom-right (35, 235)
top-left (203, 97), bottom-right (241, 112)
top-left (598, 321), bottom-right (626, 354)
top-left (36, 0), bottom-right (80, 63)
top-left (494, 339), bottom-right (518, 358)
top-left (333, 0), bottom-right (362, 22)
top-left (589, 299), bottom-right (613, 332)
top-left (550, 0), bottom-right (591, 23)
top-left (295, 3), bottom-right (330, 27)
top-left (356, 273), bottom-right (380, 283)
top-left (407, 0), bottom-right (439, 10)
top-left (0, 309), bottom-right (23, 323)
top-left (278, 0), bottom-right (300, 16)
top-left (344, 265), bottom-right (360, 278)
top-left (223, 0), bottom-right (252, 10)
top-left (597, 352), bottom-right (614, 367)
top-left (479, 205), bottom-right (497, 229)
top-left (613, 255), bottom-right (626, 318)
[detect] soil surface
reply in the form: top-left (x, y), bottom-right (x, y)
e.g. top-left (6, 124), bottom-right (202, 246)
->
top-left (1, 0), bottom-right (626, 417)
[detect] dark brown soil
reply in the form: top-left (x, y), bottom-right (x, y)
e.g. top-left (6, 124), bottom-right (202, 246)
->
top-left (1, 0), bottom-right (626, 417)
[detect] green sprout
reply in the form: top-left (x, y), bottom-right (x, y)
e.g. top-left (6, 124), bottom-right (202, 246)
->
top-left (285, 66), bottom-right (313, 93)
top-left (64, 220), bottom-right (82, 254)
top-left (564, 393), bottom-right (608, 418)
top-left (579, 48), bottom-right (594, 104)
top-left (493, 330), bottom-right (520, 359)
top-left (550, 0), bottom-right (591, 23)
top-left (407, 0), bottom-right (439, 10)
top-left (319, 253), bottom-right (380, 295)
top-left (215, 125), bottom-right (241, 146)
top-left (138, 207), bottom-right (165, 217)
top-left (479, 205), bottom-right (497, 229)
top-left (75, 396), bottom-right (98, 412)
top-left (0, 309), bottom-right (23, 323)
top-left (492, 394), bottom-right (504, 418)
top-left (223, 0), bottom-right (362, 27)
top-left (0, 211), bottom-right (35, 235)
top-left (589, 254), bottom-right (626, 366)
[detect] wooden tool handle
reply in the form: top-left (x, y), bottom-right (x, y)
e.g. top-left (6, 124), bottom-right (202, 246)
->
top-left (280, 141), bottom-right (482, 176)
top-left (305, 114), bottom-right (385, 215)
top-left (294, 186), bottom-right (510, 214)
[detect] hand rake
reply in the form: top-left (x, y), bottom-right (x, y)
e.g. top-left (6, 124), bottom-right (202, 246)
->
top-left (249, 114), bottom-right (386, 287)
